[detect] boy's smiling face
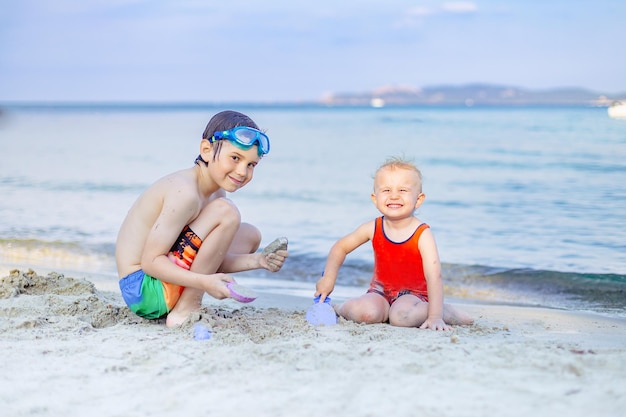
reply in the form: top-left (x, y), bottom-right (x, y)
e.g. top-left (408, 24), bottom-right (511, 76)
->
top-left (208, 140), bottom-right (261, 192)
top-left (371, 167), bottom-right (424, 220)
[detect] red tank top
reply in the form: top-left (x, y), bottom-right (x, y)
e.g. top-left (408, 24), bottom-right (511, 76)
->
top-left (371, 216), bottom-right (430, 297)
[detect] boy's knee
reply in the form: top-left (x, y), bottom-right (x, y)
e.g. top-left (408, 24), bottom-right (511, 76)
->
top-left (210, 198), bottom-right (241, 224)
top-left (388, 310), bottom-right (401, 325)
top-left (240, 222), bottom-right (261, 246)
top-left (344, 302), bottom-right (386, 324)
top-left (388, 302), bottom-right (427, 327)
top-left (388, 307), bottom-right (410, 322)
top-left (358, 311), bottom-right (386, 324)
top-left (388, 311), bottom-right (413, 327)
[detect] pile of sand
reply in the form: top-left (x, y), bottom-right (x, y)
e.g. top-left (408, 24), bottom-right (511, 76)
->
top-left (1, 268), bottom-right (625, 417)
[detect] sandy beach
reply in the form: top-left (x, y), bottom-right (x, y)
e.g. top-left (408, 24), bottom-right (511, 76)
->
top-left (1, 267), bottom-right (625, 417)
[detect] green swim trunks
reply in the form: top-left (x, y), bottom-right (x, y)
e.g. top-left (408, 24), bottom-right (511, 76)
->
top-left (118, 226), bottom-right (201, 319)
top-left (119, 270), bottom-right (183, 319)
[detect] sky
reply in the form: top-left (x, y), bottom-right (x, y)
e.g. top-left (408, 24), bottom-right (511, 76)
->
top-left (1, 0), bottom-right (625, 103)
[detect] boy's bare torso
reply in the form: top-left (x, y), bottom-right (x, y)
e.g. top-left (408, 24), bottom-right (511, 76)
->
top-left (115, 168), bottom-right (222, 278)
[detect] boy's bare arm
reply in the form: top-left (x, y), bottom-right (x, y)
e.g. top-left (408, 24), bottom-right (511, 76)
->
top-left (218, 249), bottom-right (288, 274)
top-left (136, 187), bottom-right (233, 297)
top-left (316, 221), bottom-right (374, 302)
top-left (141, 188), bottom-right (196, 266)
top-left (418, 229), bottom-right (449, 331)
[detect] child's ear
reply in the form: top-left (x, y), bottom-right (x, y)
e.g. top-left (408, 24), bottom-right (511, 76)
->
top-left (414, 193), bottom-right (425, 208)
top-left (199, 138), bottom-right (214, 160)
top-left (370, 192), bottom-right (377, 205)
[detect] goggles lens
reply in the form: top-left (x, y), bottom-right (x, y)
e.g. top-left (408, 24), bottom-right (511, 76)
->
top-left (211, 126), bottom-right (270, 156)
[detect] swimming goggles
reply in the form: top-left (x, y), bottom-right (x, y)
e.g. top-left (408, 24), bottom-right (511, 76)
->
top-left (209, 126), bottom-right (270, 156)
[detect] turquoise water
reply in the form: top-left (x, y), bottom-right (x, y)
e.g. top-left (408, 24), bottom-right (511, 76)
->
top-left (1, 104), bottom-right (624, 315)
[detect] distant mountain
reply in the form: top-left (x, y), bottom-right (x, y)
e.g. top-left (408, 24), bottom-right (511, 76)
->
top-left (320, 84), bottom-right (626, 107)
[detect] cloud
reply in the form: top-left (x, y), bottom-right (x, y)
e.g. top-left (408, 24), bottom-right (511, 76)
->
top-left (407, 1), bottom-right (478, 18)
top-left (399, 2), bottom-right (477, 29)
top-left (407, 6), bottom-right (435, 17)
top-left (441, 2), bottom-right (478, 14)
top-left (3, 1), bottom-right (625, 101)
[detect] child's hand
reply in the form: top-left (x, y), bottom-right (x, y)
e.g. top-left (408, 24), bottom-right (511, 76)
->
top-left (260, 249), bottom-right (288, 272)
top-left (203, 273), bottom-right (234, 300)
top-left (260, 237), bottom-right (289, 272)
top-left (419, 317), bottom-right (451, 331)
top-left (315, 275), bottom-right (335, 303)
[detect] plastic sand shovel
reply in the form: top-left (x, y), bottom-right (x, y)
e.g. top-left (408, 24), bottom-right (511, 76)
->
top-left (193, 323), bottom-right (212, 340)
top-left (305, 295), bottom-right (337, 326)
top-left (227, 282), bottom-right (258, 303)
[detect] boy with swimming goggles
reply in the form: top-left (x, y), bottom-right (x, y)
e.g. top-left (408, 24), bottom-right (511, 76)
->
top-left (314, 157), bottom-right (473, 330)
top-left (116, 110), bottom-right (288, 327)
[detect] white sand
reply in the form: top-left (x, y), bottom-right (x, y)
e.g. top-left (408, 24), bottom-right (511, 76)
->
top-left (1, 268), bottom-right (625, 417)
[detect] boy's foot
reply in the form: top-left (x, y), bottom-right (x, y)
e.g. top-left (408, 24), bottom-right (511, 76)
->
top-left (166, 310), bottom-right (192, 328)
top-left (165, 288), bottom-right (204, 327)
top-left (444, 305), bottom-right (474, 326)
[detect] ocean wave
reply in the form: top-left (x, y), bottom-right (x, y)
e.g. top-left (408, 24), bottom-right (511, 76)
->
top-left (0, 238), bottom-right (117, 276)
top-left (0, 176), bottom-right (146, 193)
top-left (2, 239), bottom-right (624, 317)
top-left (240, 254), bottom-right (626, 316)
top-left (440, 265), bottom-right (626, 316)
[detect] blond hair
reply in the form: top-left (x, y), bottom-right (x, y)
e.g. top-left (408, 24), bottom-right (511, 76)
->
top-left (374, 156), bottom-right (423, 192)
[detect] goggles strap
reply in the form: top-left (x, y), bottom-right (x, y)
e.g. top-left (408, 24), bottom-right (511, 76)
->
top-left (194, 154), bottom-right (209, 167)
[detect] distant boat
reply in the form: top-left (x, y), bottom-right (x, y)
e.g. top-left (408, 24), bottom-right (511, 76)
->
top-left (370, 98), bottom-right (385, 108)
top-left (608, 100), bottom-right (626, 119)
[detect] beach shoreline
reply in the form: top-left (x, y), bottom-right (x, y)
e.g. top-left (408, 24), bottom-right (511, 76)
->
top-left (1, 266), bottom-right (625, 417)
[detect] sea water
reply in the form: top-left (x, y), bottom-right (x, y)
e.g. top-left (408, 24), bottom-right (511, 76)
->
top-left (0, 104), bottom-right (624, 316)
